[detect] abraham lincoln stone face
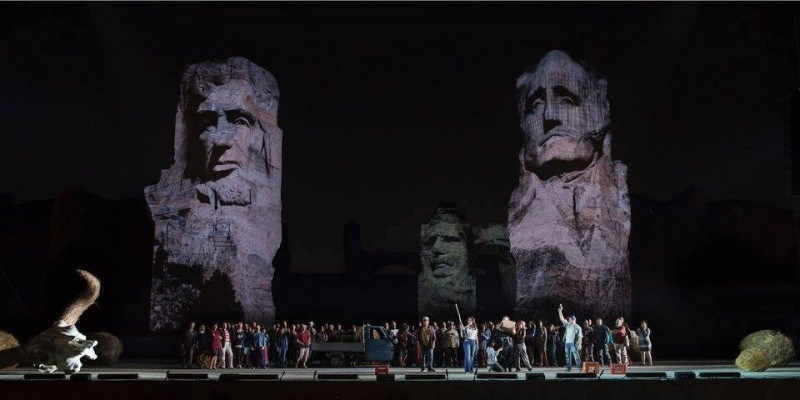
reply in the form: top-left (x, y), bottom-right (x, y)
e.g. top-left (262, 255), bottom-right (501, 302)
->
top-left (146, 57), bottom-right (282, 331)
top-left (178, 61), bottom-right (278, 207)
top-left (194, 80), bottom-right (265, 183)
top-left (516, 50), bottom-right (610, 180)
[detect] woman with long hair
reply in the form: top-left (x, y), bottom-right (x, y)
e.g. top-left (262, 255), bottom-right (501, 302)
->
top-left (460, 317), bottom-right (478, 373)
top-left (477, 322), bottom-right (490, 367)
top-left (637, 320), bottom-right (653, 366)
top-left (397, 324), bottom-right (410, 367)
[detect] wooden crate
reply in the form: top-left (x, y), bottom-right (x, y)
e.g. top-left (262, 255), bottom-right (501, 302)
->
top-left (374, 365), bottom-right (390, 375)
top-left (582, 362), bottom-right (600, 374)
top-left (610, 364), bottom-right (627, 375)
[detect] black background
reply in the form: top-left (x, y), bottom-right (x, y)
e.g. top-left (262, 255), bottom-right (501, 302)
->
top-left (1, 2), bottom-right (796, 272)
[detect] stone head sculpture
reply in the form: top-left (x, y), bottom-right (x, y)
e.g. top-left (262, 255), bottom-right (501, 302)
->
top-left (509, 50), bottom-right (631, 321)
top-left (177, 57), bottom-right (280, 206)
top-left (146, 57), bottom-right (283, 331)
top-left (516, 50), bottom-right (610, 181)
top-left (420, 204), bottom-right (472, 287)
top-left (418, 203), bottom-right (476, 318)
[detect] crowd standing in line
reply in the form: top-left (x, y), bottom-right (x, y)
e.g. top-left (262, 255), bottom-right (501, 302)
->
top-left (178, 308), bottom-right (653, 372)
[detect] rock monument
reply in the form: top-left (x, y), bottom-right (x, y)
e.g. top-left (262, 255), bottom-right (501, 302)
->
top-left (146, 57), bottom-right (283, 331)
top-left (508, 50), bottom-right (631, 320)
top-left (474, 224), bottom-right (516, 312)
top-left (418, 203), bottom-right (476, 319)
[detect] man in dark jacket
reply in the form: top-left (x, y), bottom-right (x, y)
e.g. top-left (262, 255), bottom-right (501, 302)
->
top-left (415, 316), bottom-right (437, 372)
top-left (582, 320), bottom-right (595, 362)
top-left (233, 322), bottom-right (246, 368)
top-left (593, 318), bottom-right (612, 366)
top-left (181, 321), bottom-right (197, 368)
top-left (253, 324), bottom-right (268, 368)
top-left (534, 320), bottom-right (548, 366)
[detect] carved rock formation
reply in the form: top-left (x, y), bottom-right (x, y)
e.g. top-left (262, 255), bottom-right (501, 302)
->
top-left (145, 57), bottom-right (283, 331)
top-left (418, 204), bottom-right (476, 319)
top-left (474, 223), bottom-right (516, 312)
top-left (509, 50), bottom-right (631, 320)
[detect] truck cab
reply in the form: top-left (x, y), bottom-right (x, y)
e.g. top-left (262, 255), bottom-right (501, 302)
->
top-left (363, 325), bottom-right (394, 363)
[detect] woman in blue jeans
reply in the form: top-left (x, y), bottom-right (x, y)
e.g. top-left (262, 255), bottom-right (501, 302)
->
top-left (277, 325), bottom-right (291, 367)
top-left (460, 317), bottom-right (478, 373)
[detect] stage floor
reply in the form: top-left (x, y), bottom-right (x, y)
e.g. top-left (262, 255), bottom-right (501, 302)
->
top-left (2, 359), bottom-right (800, 381)
top-left (4, 361), bottom-right (800, 400)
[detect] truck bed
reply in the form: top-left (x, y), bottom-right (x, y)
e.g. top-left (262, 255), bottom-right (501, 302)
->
top-left (311, 342), bottom-right (365, 353)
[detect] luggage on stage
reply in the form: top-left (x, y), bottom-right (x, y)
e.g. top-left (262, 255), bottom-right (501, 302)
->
top-left (610, 364), bottom-right (627, 375)
top-left (498, 318), bottom-right (516, 334)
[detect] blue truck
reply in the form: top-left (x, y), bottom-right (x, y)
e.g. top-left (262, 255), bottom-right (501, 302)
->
top-left (310, 325), bottom-right (394, 367)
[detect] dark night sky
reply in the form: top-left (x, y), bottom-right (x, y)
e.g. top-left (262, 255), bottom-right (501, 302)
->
top-left (1, 3), bottom-right (797, 272)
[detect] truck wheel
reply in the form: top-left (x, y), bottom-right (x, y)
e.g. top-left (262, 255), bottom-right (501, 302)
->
top-left (329, 355), bottom-right (343, 368)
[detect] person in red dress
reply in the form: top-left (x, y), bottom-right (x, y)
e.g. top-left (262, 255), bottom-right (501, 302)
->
top-left (209, 323), bottom-right (222, 370)
top-left (295, 324), bottom-right (312, 368)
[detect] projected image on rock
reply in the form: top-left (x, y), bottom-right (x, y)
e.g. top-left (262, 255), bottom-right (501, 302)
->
top-left (145, 57), bottom-right (283, 331)
top-left (509, 50), bottom-right (631, 321)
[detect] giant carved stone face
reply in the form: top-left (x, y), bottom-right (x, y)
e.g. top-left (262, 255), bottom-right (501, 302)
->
top-left (509, 50), bottom-right (631, 321)
top-left (418, 205), bottom-right (477, 319)
top-left (422, 219), bottom-right (469, 283)
top-left (146, 57), bottom-right (282, 331)
top-left (194, 80), bottom-right (266, 183)
top-left (177, 60), bottom-right (279, 207)
top-left (516, 50), bottom-right (610, 180)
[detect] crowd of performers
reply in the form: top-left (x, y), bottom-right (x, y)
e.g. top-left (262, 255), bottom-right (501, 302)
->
top-left (178, 305), bottom-right (653, 372)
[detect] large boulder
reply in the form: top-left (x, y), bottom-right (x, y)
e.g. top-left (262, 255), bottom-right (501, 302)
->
top-left (0, 330), bottom-right (21, 370)
top-left (737, 330), bottom-right (795, 369)
top-left (85, 332), bottom-right (123, 365)
top-left (735, 348), bottom-right (771, 372)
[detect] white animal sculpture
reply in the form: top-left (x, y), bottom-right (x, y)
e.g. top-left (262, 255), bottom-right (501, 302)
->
top-left (22, 269), bottom-right (100, 374)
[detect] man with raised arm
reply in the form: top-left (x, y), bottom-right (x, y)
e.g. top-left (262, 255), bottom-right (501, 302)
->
top-left (558, 304), bottom-right (583, 372)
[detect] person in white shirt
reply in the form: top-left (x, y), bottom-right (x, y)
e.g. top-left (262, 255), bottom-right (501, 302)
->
top-left (558, 304), bottom-right (583, 372)
top-left (460, 316), bottom-right (479, 373)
